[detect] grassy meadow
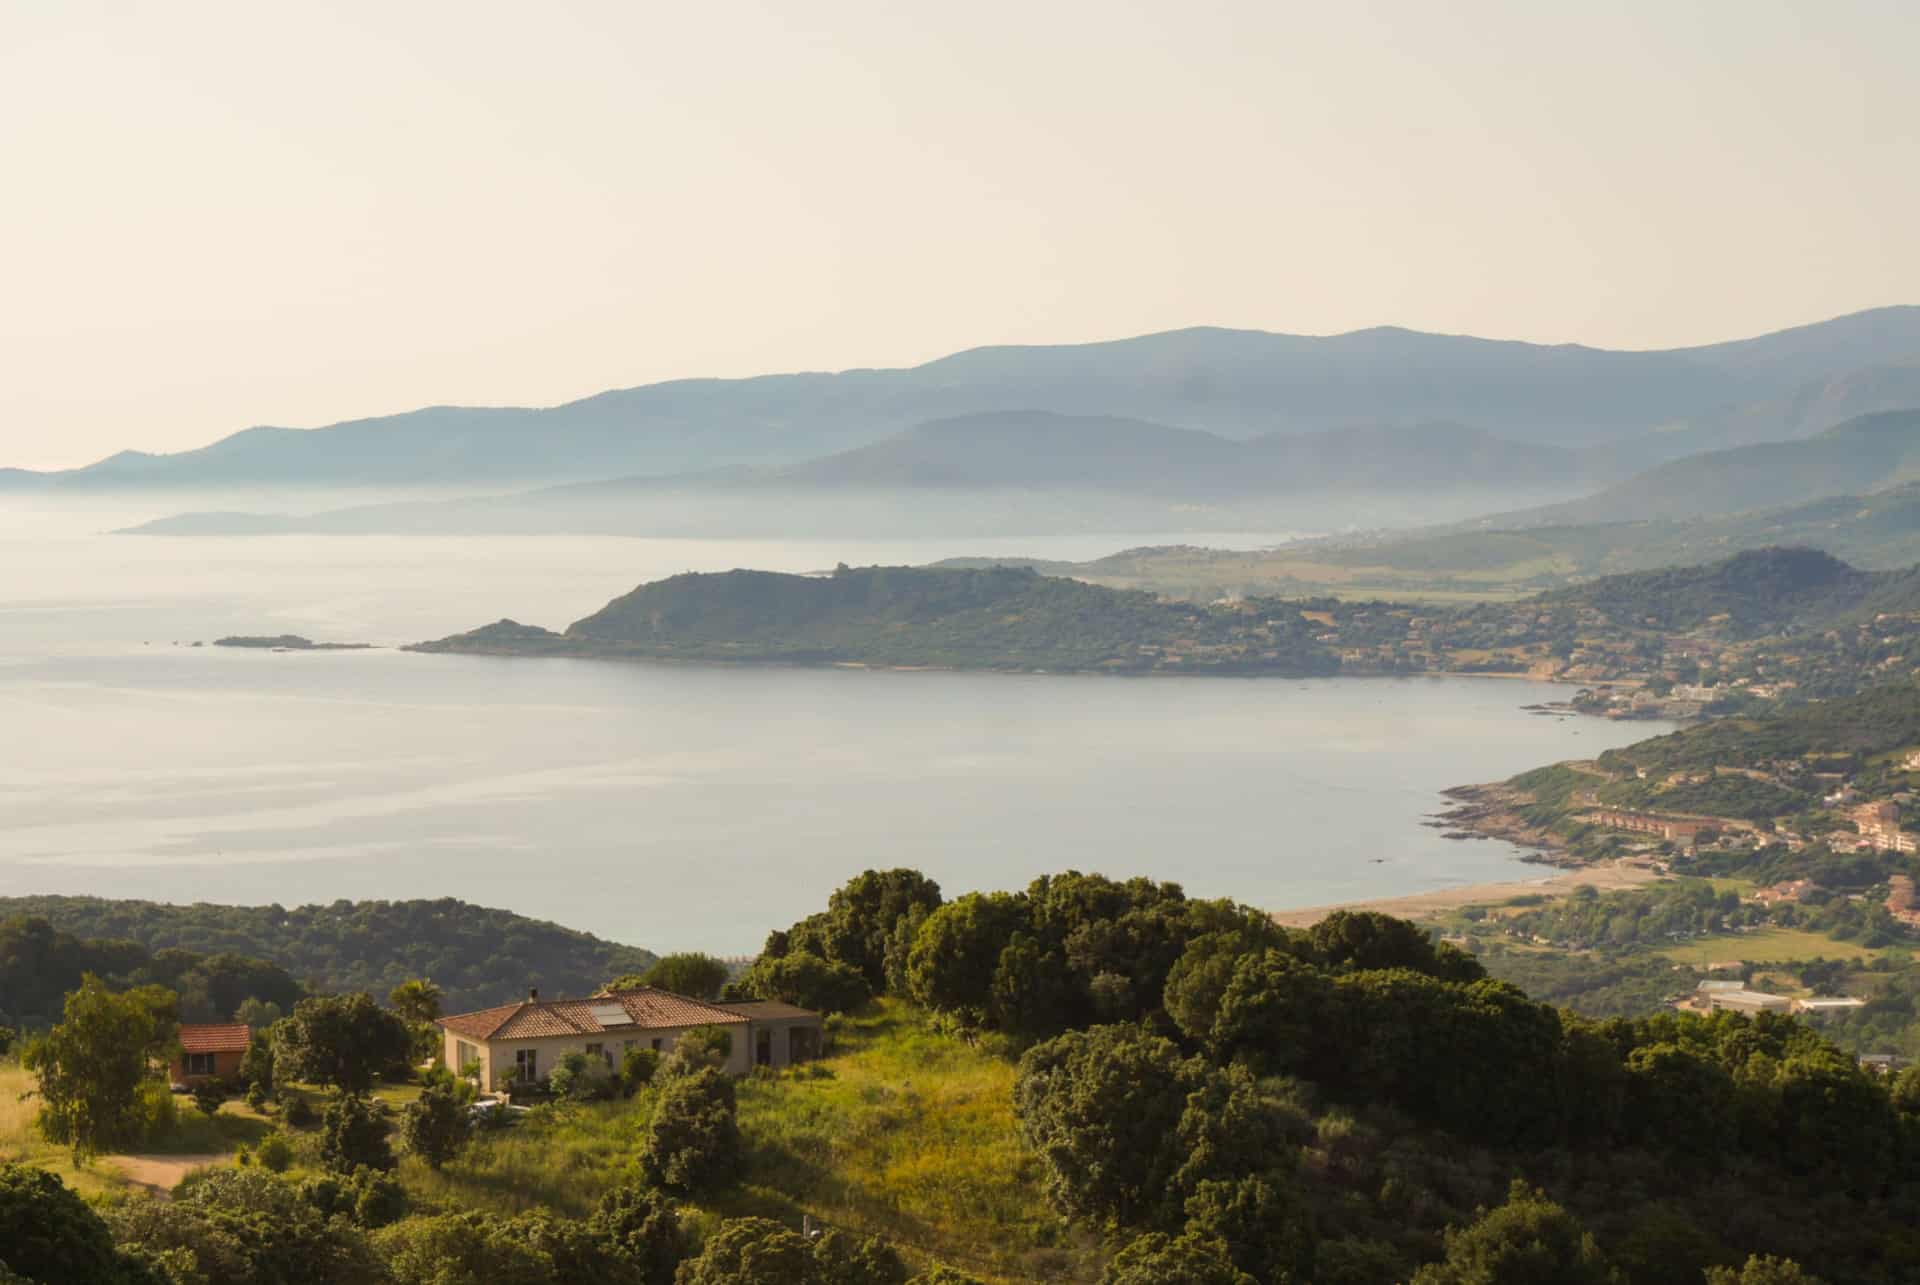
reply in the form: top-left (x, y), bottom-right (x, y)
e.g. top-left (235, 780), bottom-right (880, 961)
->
top-left (405, 1001), bottom-right (1094, 1282)
top-left (3, 1003), bottom-right (1098, 1283)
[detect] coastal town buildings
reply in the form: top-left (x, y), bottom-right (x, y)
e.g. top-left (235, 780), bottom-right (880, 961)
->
top-left (1855, 801), bottom-right (1918, 854)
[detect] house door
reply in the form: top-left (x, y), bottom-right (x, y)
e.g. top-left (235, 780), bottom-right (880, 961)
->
top-left (756, 1028), bottom-right (772, 1067)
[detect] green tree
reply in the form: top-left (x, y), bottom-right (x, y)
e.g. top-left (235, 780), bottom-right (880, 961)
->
top-left (297, 1165), bottom-right (407, 1228)
top-left (907, 1271), bottom-right (984, 1285)
top-left (810, 1229), bottom-right (910, 1285)
top-left (386, 978), bottom-right (443, 1024)
top-left (191, 1079), bottom-right (228, 1119)
top-left (239, 1029), bottom-right (275, 1096)
top-left (1304, 910), bottom-right (1484, 982)
top-left (587, 1182), bottom-right (685, 1285)
top-left (620, 1046), bottom-right (660, 1094)
top-left (817, 868), bottom-right (945, 991)
top-left (640, 1067), bottom-right (740, 1196)
top-left (1012, 1024), bottom-right (1223, 1227)
top-left (1703, 1256), bottom-right (1827, 1285)
top-left (659, 1025), bottom-right (733, 1078)
top-left (674, 1217), bottom-right (812, 1285)
top-left (1164, 928), bottom-right (1273, 1045)
top-left (1408, 1181), bottom-right (1618, 1285)
top-left (0, 1024), bottom-right (16, 1057)
top-left (1206, 949), bottom-right (1333, 1074)
top-left (22, 974), bottom-right (159, 1155)
top-left (108, 1168), bottom-right (383, 1284)
top-left (275, 993), bottom-right (412, 1092)
top-left (1183, 1173), bottom-right (1315, 1284)
top-left (0, 1162), bottom-right (152, 1284)
top-left (232, 997), bottom-right (284, 1029)
top-left (320, 1092), bottom-right (394, 1173)
top-left (374, 1211), bottom-right (556, 1285)
top-left (638, 953), bottom-right (730, 999)
top-left (400, 1079), bottom-right (468, 1169)
top-left (1100, 1233), bottom-right (1255, 1285)
top-left (906, 892), bottom-right (1030, 1022)
top-left (123, 984), bottom-right (182, 1061)
top-left (732, 950), bottom-right (871, 1015)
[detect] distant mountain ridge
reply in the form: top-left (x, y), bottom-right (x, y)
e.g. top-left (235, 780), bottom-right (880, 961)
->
top-left (21, 305), bottom-right (1920, 490)
top-left (117, 410), bottom-right (1599, 538)
top-left (1498, 409), bottom-right (1920, 527)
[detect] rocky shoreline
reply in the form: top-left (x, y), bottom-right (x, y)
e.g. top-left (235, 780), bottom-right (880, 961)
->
top-left (1427, 781), bottom-right (1579, 868)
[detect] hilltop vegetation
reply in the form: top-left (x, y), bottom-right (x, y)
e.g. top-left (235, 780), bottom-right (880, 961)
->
top-left (405, 549), bottom-right (1920, 716)
top-left (0, 915), bottom-right (303, 1030)
top-left (411, 564), bottom-right (1341, 675)
top-left (0, 897), bottom-right (656, 1016)
top-left (3, 867), bottom-right (1891, 1283)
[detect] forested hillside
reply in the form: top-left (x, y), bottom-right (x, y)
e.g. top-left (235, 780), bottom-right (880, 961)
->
top-left (412, 564), bottom-right (1341, 675)
top-left (0, 915), bottom-right (302, 1030)
top-left (0, 897), bottom-right (655, 1015)
top-left (5, 868), bottom-right (1889, 1283)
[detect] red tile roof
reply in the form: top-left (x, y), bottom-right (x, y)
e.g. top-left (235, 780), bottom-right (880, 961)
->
top-left (716, 1000), bottom-right (818, 1021)
top-left (178, 1023), bottom-right (252, 1054)
top-left (437, 987), bottom-right (750, 1042)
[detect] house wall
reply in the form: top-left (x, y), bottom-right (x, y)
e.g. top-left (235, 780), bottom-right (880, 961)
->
top-left (745, 1016), bottom-right (824, 1070)
top-left (168, 1049), bottom-right (245, 1085)
top-left (446, 1022), bottom-right (751, 1090)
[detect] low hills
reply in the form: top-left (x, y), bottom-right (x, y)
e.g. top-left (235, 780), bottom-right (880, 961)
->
top-left (1534, 545), bottom-right (1920, 636)
top-left (0, 895), bottom-right (658, 1014)
top-left (118, 411), bottom-right (1597, 538)
top-left (408, 564), bottom-right (1341, 675)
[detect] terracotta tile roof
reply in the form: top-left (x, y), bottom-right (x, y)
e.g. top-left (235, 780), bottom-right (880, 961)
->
top-left (437, 987), bottom-right (748, 1042)
top-left (715, 1000), bottom-right (819, 1021)
top-left (178, 1023), bottom-right (252, 1054)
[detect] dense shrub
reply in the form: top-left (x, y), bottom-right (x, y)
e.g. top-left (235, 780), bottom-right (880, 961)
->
top-left (320, 1092), bottom-right (395, 1173)
top-left (0, 1162), bottom-right (150, 1284)
top-left (401, 1079), bottom-right (469, 1169)
top-left (639, 1068), bottom-right (740, 1196)
top-left (730, 950), bottom-right (872, 1015)
top-left (587, 1182), bottom-right (685, 1284)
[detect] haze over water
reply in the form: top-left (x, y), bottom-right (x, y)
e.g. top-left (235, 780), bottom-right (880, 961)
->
top-left (1, 500), bottom-right (1666, 954)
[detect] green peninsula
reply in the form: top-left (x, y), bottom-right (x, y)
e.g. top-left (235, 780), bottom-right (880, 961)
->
top-left (407, 563), bottom-right (1343, 674)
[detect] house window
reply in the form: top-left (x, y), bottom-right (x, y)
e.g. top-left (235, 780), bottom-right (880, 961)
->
top-left (515, 1048), bottom-right (538, 1080)
top-left (623, 1039), bottom-right (636, 1052)
top-left (186, 1052), bottom-right (217, 1076)
top-left (455, 1040), bottom-right (478, 1074)
top-left (651, 1038), bottom-right (663, 1052)
top-left (586, 1042), bottom-right (609, 1066)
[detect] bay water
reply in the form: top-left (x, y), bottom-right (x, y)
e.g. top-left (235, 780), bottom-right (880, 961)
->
top-left (0, 500), bottom-right (1664, 953)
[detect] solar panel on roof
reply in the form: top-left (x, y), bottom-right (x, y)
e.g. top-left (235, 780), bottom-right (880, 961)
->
top-left (588, 1002), bottom-right (633, 1027)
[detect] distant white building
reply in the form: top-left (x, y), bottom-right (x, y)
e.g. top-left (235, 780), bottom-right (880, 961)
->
top-left (1793, 997), bottom-right (1866, 1019)
top-left (1707, 989), bottom-right (1793, 1015)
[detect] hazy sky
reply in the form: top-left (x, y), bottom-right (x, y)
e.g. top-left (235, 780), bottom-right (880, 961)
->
top-left (3, 1), bottom-right (1916, 469)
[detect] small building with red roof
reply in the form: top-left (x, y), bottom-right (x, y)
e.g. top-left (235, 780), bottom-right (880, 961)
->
top-left (436, 985), bottom-right (821, 1091)
top-left (170, 1023), bottom-right (252, 1086)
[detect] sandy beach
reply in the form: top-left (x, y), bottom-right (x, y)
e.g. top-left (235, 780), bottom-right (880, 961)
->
top-left (1270, 859), bottom-right (1662, 928)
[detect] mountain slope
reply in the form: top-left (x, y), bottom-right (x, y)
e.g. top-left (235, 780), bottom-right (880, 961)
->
top-left (27, 306), bottom-right (1920, 489)
top-left (783, 412), bottom-right (1587, 493)
top-left (1504, 410), bottom-right (1920, 527)
top-left (118, 412), bottom-right (1597, 537)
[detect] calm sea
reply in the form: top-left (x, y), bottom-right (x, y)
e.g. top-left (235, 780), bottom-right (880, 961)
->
top-left (0, 499), bottom-right (1665, 953)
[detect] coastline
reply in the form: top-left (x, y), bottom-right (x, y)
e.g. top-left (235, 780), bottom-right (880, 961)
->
top-left (1270, 858), bottom-right (1661, 928)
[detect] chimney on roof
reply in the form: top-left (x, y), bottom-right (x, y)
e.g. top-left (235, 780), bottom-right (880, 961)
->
top-left (528, 986), bottom-right (539, 1003)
